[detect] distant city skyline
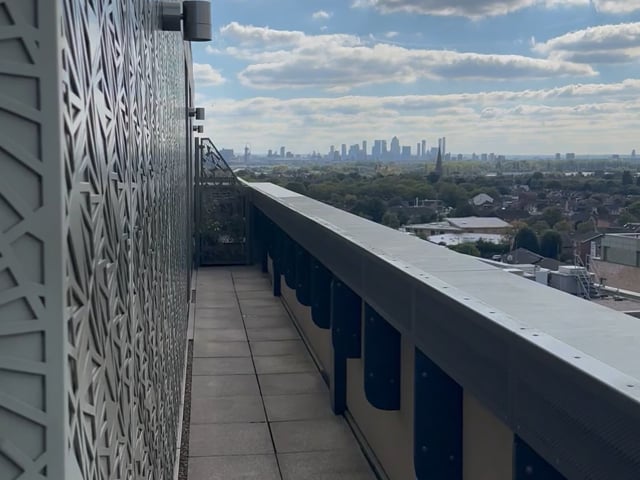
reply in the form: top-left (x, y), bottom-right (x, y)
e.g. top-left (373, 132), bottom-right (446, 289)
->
top-left (229, 134), bottom-right (638, 160)
top-left (192, 2), bottom-right (640, 154)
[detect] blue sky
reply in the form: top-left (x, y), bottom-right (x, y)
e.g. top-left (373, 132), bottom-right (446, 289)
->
top-left (193, 0), bottom-right (640, 155)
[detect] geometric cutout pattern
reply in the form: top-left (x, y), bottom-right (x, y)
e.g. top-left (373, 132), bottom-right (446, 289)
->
top-left (61, 0), bottom-right (190, 479)
top-left (0, 0), bottom-right (53, 478)
top-left (1, 0), bottom-right (191, 478)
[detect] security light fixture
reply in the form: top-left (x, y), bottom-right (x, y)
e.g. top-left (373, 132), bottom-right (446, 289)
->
top-left (189, 107), bottom-right (205, 120)
top-left (193, 125), bottom-right (204, 133)
top-left (161, 1), bottom-right (212, 42)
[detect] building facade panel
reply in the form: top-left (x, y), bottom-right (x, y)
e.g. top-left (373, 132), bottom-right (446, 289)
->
top-left (1, 0), bottom-right (192, 478)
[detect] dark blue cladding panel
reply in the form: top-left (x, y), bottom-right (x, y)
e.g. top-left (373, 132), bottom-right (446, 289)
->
top-left (311, 259), bottom-right (332, 329)
top-left (295, 247), bottom-right (312, 306)
top-left (364, 304), bottom-right (401, 411)
top-left (514, 436), bottom-right (566, 480)
top-left (414, 349), bottom-right (462, 480)
top-left (330, 279), bottom-right (362, 359)
top-left (283, 235), bottom-right (297, 289)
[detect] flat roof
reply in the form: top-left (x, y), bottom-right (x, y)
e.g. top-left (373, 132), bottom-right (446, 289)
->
top-left (428, 233), bottom-right (505, 246)
top-left (447, 216), bottom-right (511, 229)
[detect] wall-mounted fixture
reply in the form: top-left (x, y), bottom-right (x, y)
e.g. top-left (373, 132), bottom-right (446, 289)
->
top-left (193, 126), bottom-right (204, 133)
top-left (161, 1), bottom-right (212, 42)
top-left (189, 107), bottom-right (205, 120)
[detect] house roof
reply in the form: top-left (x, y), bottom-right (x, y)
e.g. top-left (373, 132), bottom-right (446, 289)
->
top-left (470, 193), bottom-right (495, 206)
top-left (503, 248), bottom-right (563, 270)
top-left (403, 222), bottom-right (462, 232)
top-left (446, 216), bottom-right (511, 229)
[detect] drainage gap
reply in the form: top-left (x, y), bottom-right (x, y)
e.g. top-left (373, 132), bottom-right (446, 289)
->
top-left (178, 340), bottom-right (193, 480)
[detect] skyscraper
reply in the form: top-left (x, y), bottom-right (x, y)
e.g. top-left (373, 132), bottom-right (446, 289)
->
top-left (341, 144), bottom-right (347, 159)
top-left (372, 140), bottom-right (383, 159)
top-left (280, 146), bottom-right (285, 158)
top-left (435, 143), bottom-right (443, 176)
top-left (390, 136), bottom-right (401, 159)
top-left (421, 140), bottom-right (427, 159)
top-left (441, 137), bottom-right (446, 159)
top-left (362, 141), bottom-right (367, 160)
top-left (416, 143), bottom-right (421, 159)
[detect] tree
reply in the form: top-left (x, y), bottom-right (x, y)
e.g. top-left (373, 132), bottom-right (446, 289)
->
top-left (449, 243), bottom-right (480, 257)
top-left (622, 170), bottom-right (634, 185)
top-left (541, 206), bottom-right (563, 228)
top-left (514, 226), bottom-right (540, 253)
top-left (353, 197), bottom-right (387, 223)
top-left (382, 212), bottom-right (401, 229)
top-left (438, 182), bottom-right (469, 208)
top-left (540, 230), bottom-right (563, 259)
top-left (452, 203), bottom-right (475, 217)
top-left (576, 220), bottom-right (595, 233)
top-left (530, 220), bottom-right (550, 235)
top-left (554, 220), bottom-right (572, 233)
top-left (476, 240), bottom-right (510, 258)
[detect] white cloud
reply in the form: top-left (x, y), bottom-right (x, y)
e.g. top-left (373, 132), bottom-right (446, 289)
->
top-left (595, 0), bottom-right (640, 13)
top-left (193, 63), bottom-right (226, 86)
top-left (385, 31), bottom-right (399, 38)
top-left (219, 23), bottom-right (596, 91)
top-left (312, 10), bottom-right (333, 20)
top-left (533, 22), bottom-right (640, 64)
top-left (351, 0), bottom-right (640, 18)
top-left (199, 79), bottom-right (640, 154)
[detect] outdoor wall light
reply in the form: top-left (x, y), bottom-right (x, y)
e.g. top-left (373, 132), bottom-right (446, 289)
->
top-left (189, 107), bottom-right (205, 120)
top-left (161, 1), bottom-right (212, 42)
top-left (193, 126), bottom-right (204, 133)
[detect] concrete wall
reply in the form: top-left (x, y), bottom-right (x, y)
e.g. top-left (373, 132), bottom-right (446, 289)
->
top-left (275, 268), bottom-right (515, 480)
top-left (0, 1), bottom-right (193, 478)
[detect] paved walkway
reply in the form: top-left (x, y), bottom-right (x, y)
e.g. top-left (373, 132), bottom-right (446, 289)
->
top-left (188, 266), bottom-right (376, 480)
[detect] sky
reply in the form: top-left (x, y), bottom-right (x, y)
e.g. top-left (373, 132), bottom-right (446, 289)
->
top-left (192, 0), bottom-right (640, 156)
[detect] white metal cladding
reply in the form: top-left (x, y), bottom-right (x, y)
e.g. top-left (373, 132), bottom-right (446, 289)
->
top-left (0, 0), bottom-right (192, 478)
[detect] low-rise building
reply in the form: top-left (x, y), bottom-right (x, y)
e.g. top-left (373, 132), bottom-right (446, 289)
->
top-left (403, 216), bottom-right (512, 238)
top-left (590, 233), bottom-right (640, 291)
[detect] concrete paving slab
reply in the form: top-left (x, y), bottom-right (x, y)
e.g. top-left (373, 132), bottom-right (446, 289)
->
top-left (236, 290), bottom-right (277, 300)
top-left (192, 375), bottom-right (260, 398)
top-left (195, 307), bottom-right (242, 320)
top-left (250, 340), bottom-right (308, 357)
top-left (192, 357), bottom-right (255, 376)
top-left (242, 305), bottom-right (288, 316)
top-left (271, 418), bottom-right (358, 453)
top-left (191, 396), bottom-right (265, 424)
top-left (188, 266), bottom-right (375, 480)
top-left (195, 318), bottom-right (245, 330)
top-left (278, 450), bottom-right (376, 480)
top-left (247, 326), bottom-right (300, 341)
top-left (189, 423), bottom-right (273, 456)
top-left (196, 297), bottom-right (239, 308)
top-left (230, 267), bottom-right (267, 278)
top-left (258, 372), bottom-right (326, 395)
top-left (188, 455), bottom-right (280, 480)
top-left (238, 298), bottom-right (283, 308)
top-left (194, 340), bottom-right (251, 358)
top-left (234, 280), bottom-right (273, 292)
top-left (263, 393), bottom-right (334, 422)
top-left (254, 355), bottom-right (316, 374)
top-left (243, 315), bottom-right (292, 329)
top-left (195, 329), bottom-right (247, 342)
